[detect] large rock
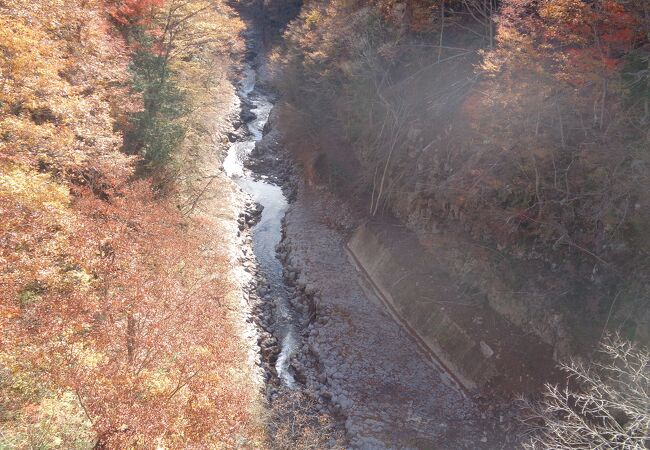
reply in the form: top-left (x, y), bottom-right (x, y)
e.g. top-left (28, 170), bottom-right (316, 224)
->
top-left (240, 109), bottom-right (257, 123)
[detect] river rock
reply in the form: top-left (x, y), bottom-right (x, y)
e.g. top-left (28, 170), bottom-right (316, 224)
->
top-left (304, 283), bottom-right (317, 296)
top-left (480, 341), bottom-right (495, 358)
top-left (240, 109), bottom-right (257, 123)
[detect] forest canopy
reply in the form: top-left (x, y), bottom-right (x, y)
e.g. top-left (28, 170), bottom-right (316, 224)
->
top-left (0, 0), bottom-right (259, 447)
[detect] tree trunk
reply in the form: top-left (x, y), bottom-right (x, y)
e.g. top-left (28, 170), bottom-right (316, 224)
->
top-left (438, 1), bottom-right (444, 63)
top-left (127, 313), bottom-right (136, 365)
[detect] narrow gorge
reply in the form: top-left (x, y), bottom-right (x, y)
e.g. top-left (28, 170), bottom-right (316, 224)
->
top-left (226, 0), bottom-right (650, 446)
top-left (223, 14), bottom-right (559, 449)
top-left (226, 36), bottom-right (515, 448)
top-left (1, 0), bottom-right (648, 447)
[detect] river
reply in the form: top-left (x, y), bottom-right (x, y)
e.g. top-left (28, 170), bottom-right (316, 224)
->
top-left (223, 66), bottom-right (298, 387)
top-left (223, 60), bottom-right (515, 448)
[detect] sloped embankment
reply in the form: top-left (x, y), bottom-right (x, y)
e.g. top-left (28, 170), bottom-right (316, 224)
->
top-left (347, 219), bottom-right (562, 395)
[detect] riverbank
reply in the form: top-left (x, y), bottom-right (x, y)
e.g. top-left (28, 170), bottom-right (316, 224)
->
top-left (223, 19), bottom-right (531, 449)
top-left (276, 159), bottom-right (521, 448)
top-left (236, 79), bottom-right (523, 447)
top-left (218, 27), bottom-right (349, 446)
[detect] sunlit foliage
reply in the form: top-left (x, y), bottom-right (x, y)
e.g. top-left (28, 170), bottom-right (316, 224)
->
top-left (1, 0), bottom-right (254, 447)
top-left (118, 0), bottom-right (244, 167)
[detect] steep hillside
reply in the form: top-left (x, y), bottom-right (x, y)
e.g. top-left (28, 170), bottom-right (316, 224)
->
top-left (273, 0), bottom-right (650, 358)
top-left (0, 1), bottom-right (266, 447)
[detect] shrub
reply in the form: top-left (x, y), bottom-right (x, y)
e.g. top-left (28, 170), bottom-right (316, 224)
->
top-left (522, 336), bottom-right (650, 449)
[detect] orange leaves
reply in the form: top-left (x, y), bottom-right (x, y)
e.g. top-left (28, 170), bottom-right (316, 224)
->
top-left (62, 182), bottom-right (230, 445)
top-left (538, 0), bottom-right (592, 41)
top-left (563, 48), bottom-right (619, 86)
top-left (482, 0), bottom-right (639, 95)
top-left (465, 0), bottom-right (649, 263)
top-left (0, 164), bottom-right (73, 308)
top-left (549, 0), bottom-right (635, 73)
top-left (600, 0), bottom-right (638, 44)
top-left (534, 0), bottom-right (638, 85)
top-left (0, 0), bottom-right (136, 181)
top-left (1, 0), bottom-right (253, 446)
top-left (2, 174), bottom-right (249, 446)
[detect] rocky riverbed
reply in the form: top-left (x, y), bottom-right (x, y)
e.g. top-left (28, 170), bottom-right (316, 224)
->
top-left (234, 103), bottom-right (525, 447)
top-left (222, 43), bottom-right (346, 446)
top-left (224, 31), bottom-right (525, 447)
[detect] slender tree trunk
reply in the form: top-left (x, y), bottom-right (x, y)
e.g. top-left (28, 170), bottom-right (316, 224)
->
top-left (373, 134), bottom-right (399, 217)
top-left (370, 165), bottom-right (379, 214)
top-left (438, 0), bottom-right (444, 63)
top-left (127, 312), bottom-right (136, 365)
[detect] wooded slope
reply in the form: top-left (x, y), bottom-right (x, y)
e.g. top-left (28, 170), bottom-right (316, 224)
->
top-left (0, 1), bottom-right (263, 447)
top-left (275, 0), bottom-right (650, 348)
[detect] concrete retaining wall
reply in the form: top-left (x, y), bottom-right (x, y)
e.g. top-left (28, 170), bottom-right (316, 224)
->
top-left (347, 221), bottom-right (559, 394)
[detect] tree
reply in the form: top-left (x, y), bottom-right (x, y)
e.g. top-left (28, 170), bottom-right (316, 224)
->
top-left (117, 0), bottom-right (244, 166)
top-left (465, 0), bottom-right (647, 261)
top-left (110, 0), bottom-right (164, 26)
top-left (1, 0), bottom-right (254, 446)
top-left (0, 0), bottom-right (136, 177)
top-left (523, 337), bottom-right (650, 449)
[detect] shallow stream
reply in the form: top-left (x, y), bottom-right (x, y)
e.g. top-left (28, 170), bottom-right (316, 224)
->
top-left (223, 67), bottom-right (297, 387)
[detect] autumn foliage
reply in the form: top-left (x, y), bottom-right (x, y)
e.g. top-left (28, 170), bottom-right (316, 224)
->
top-left (1, 0), bottom-right (254, 447)
top-left (110, 0), bottom-right (165, 25)
top-left (276, 0), bottom-right (649, 361)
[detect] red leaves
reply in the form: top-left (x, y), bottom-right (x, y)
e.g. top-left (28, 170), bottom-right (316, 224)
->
top-left (486, 0), bottom-right (638, 90)
top-left (2, 174), bottom-right (249, 446)
top-left (110, 0), bottom-right (164, 26)
top-left (1, 0), bottom-right (253, 446)
top-left (556, 0), bottom-right (637, 83)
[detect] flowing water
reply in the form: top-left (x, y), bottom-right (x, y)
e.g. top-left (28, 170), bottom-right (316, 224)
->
top-left (223, 67), bottom-right (297, 387)
top-left (223, 64), bottom-right (513, 449)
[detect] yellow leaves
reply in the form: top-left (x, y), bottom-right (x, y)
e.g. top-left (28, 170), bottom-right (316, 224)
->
top-left (158, 0), bottom-right (244, 58)
top-left (0, 0), bottom-right (134, 179)
top-left (0, 164), bottom-right (78, 317)
top-left (0, 390), bottom-right (95, 449)
top-left (539, 0), bottom-right (590, 23)
top-left (481, 56), bottom-right (501, 75)
top-left (1, 0), bottom-right (256, 446)
top-left (0, 13), bottom-right (66, 114)
top-left (69, 342), bottom-right (107, 370)
top-left (62, 269), bottom-right (94, 291)
top-left (0, 115), bottom-right (73, 169)
top-left (305, 9), bottom-right (323, 28)
top-left (0, 165), bottom-right (69, 211)
top-left (0, 15), bottom-right (58, 81)
top-left (142, 369), bottom-right (174, 397)
top-left (162, 0), bottom-right (244, 89)
top-left (159, 0), bottom-right (244, 173)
